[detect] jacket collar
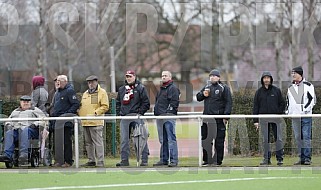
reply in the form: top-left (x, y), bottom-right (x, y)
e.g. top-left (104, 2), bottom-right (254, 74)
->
top-left (87, 84), bottom-right (101, 94)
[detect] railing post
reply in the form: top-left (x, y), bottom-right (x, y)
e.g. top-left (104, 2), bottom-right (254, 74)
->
top-left (0, 100), bottom-right (3, 151)
top-left (198, 116), bottom-right (202, 167)
top-left (111, 98), bottom-right (116, 157)
top-left (74, 117), bottom-right (79, 168)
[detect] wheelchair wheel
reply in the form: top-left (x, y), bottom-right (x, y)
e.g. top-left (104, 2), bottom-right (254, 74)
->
top-left (5, 161), bottom-right (13, 169)
top-left (42, 148), bottom-right (52, 166)
top-left (31, 153), bottom-right (39, 167)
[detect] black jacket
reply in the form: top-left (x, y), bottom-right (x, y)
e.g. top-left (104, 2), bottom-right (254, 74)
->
top-left (196, 81), bottom-right (232, 118)
top-left (154, 81), bottom-right (180, 116)
top-left (116, 80), bottom-right (150, 116)
top-left (253, 72), bottom-right (285, 123)
top-left (52, 83), bottom-right (80, 117)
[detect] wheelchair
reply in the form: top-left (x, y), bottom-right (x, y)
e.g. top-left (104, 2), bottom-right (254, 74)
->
top-left (0, 124), bottom-right (52, 169)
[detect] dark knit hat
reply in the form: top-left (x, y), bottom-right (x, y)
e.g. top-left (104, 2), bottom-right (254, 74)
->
top-left (209, 69), bottom-right (220, 77)
top-left (292, 66), bottom-right (303, 76)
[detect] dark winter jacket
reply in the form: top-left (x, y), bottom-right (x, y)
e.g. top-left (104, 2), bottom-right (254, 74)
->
top-left (253, 71), bottom-right (285, 123)
top-left (116, 80), bottom-right (150, 116)
top-left (52, 83), bottom-right (80, 117)
top-left (196, 81), bottom-right (232, 121)
top-left (154, 81), bottom-right (180, 116)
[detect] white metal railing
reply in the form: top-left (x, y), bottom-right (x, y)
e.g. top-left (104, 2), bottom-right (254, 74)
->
top-left (1, 113), bottom-right (321, 168)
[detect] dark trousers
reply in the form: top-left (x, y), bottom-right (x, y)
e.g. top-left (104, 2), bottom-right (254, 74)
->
top-left (54, 120), bottom-right (74, 165)
top-left (260, 120), bottom-right (283, 161)
top-left (201, 121), bottom-right (226, 165)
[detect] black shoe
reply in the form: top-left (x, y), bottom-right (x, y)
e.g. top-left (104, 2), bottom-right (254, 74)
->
top-left (304, 160), bottom-right (311, 165)
top-left (260, 159), bottom-right (271, 165)
top-left (202, 162), bottom-right (209, 167)
top-left (153, 161), bottom-right (168, 166)
top-left (81, 162), bottom-right (96, 167)
top-left (294, 160), bottom-right (304, 165)
top-left (116, 160), bottom-right (129, 167)
top-left (211, 162), bottom-right (222, 166)
top-left (168, 162), bottom-right (178, 167)
top-left (0, 155), bottom-right (11, 162)
top-left (277, 160), bottom-right (283, 166)
top-left (140, 162), bottom-right (148, 167)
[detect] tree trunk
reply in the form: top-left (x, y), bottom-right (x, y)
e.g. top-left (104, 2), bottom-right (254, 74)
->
top-left (37, 0), bottom-right (48, 79)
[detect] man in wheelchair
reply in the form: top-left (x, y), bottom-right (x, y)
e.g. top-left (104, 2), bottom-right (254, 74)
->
top-left (0, 95), bottom-right (46, 164)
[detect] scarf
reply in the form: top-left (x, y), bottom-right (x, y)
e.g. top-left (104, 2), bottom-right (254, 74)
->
top-left (162, 80), bottom-right (173, 87)
top-left (88, 85), bottom-right (98, 94)
top-left (122, 84), bottom-right (135, 105)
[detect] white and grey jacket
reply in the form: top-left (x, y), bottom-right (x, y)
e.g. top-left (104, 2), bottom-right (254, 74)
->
top-left (287, 79), bottom-right (316, 115)
top-left (5, 106), bottom-right (47, 130)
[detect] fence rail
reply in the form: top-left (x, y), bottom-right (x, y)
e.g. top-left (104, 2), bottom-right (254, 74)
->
top-left (1, 113), bottom-right (320, 168)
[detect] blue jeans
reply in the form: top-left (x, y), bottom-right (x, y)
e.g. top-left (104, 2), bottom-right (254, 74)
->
top-left (156, 119), bottom-right (178, 164)
top-left (292, 117), bottom-right (312, 161)
top-left (4, 127), bottom-right (39, 159)
top-left (120, 119), bottom-right (149, 163)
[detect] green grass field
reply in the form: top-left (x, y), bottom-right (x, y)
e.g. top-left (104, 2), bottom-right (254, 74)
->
top-left (1, 157), bottom-right (321, 190)
top-left (0, 167), bottom-right (320, 190)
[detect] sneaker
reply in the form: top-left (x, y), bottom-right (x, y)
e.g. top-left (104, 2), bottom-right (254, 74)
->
top-left (19, 154), bottom-right (29, 162)
top-left (168, 162), bottom-right (178, 167)
top-left (294, 160), bottom-right (304, 165)
top-left (260, 159), bottom-right (271, 165)
top-left (96, 161), bottom-right (105, 168)
top-left (277, 160), bottom-right (283, 166)
top-left (116, 160), bottom-right (129, 167)
top-left (153, 161), bottom-right (168, 166)
top-left (140, 162), bottom-right (148, 167)
top-left (81, 162), bottom-right (96, 167)
top-left (304, 160), bottom-right (311, 165)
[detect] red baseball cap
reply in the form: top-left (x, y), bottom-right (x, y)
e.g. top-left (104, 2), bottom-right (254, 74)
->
top-left (125, 70), bottom-right (135, 76)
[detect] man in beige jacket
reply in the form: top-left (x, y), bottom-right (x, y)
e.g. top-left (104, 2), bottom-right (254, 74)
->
top-left (79, 75), bottom-right (109, 167)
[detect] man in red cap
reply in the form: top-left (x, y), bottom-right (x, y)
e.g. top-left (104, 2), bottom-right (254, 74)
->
top-left (116, 70), bottom-right (150, 167)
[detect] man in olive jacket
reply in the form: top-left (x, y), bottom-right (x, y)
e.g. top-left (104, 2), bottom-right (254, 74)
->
top-left (79, 75), bottom-right (109, 167)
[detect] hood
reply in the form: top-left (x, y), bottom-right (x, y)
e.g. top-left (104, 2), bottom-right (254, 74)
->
top-left (32, 76), bottom-right (45, 90)
top-left (260, 71), bottom-right (273, 86)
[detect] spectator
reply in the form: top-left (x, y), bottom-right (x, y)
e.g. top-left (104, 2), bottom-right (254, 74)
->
top-left (79, 75), bottom-right (109, 167)
top-left (0, 96), bottom-right (46, 162)
top-left (116, 70), bottom-right (150, 167)
top-left (31, 76), bottom-right (48, 113)
top-left (153, 71), bottom-right (180, 167)
top-left (196, 69), bottom-right (232, 166)
top-left (287, 66), bottom-right (316, 165)
top-left (51, 75), bottom-right (80, 168)
top-left (253, 71), bottom-right (285, 166)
